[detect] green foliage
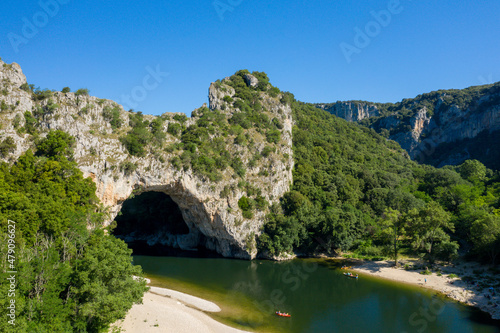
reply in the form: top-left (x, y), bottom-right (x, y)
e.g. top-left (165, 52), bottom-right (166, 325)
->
top-left (379, 208), bottom-right (405, 265)
top-left (0, 100), bottom-right (8, 111)
top-left (70, 230), bottom-right (147, 332)
top-left (257, 89), bottom-right (500, 261)
top-left (0, 145), bottom-right (147, 332)
top-left (23, 111), bottom-right (38, 135)
top-left (470, 213), bottom-right (500, 265)
top-left (120, 161), bottom-right (138, 176)
top-left (36, 130), bottom-right (75, 160)
top-left (266, 129), bottom-right (281, 144)
top-left (167, 122), bottom-right (182, 136)
top-left (32, 88), bottom-right (53, 101)
top-left (12, 114), bottom-right (22, 129)
top-left (0, 137), bottom-right (15, 158)
top-left (173, 113), bottom-right (187, 123)
top-left (20, 83), bottom-right (35, 93)
top-left (75, 88), bottom-right (90, 96)
top-left (459, 159), bottom-right (487, 182)
top-left (121, 112), bottom-right (152, 156)
top-left (150, 118), bottom-right (166, 144)
top-left (404, 202), bottom-right (458, 263)
top-left (231, 157), bottom-right (246, 178)
top-left (238, 196), bottom-right (255, 219)
top-left (261, 146), bottom-right (275, 158)
top-left (61, 87), bottom-right (70, 93)
top-left (102, 106), bottom-right (123, 130)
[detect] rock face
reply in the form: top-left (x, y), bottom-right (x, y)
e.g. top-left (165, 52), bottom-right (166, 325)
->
top-left (390, 108), bottom-right (432, 154)
top-left (243, 74), bottom-right (259, 88)
top-left (317, 85), bottom-right (500, 168)
top-left (0, 59), bottom-right (294, 259)
top-left (316, 101), bottom-right (380, 122)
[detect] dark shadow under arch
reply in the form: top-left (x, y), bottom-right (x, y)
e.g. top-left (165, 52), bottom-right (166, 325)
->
top-left (112, 191), bottom-right (221, 257)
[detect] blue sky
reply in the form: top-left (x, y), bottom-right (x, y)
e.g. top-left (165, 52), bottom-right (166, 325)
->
top-left (1, 0), bottom-right (499, 116)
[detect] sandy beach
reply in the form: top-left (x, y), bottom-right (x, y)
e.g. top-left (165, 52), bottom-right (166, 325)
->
top-left (351, 259), bottom-right (500, 320)
top-left (111, 280), bottom-right (250, 333)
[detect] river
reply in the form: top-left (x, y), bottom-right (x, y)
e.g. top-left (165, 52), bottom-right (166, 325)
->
top-left (133, 255), bottom-right (500, 332)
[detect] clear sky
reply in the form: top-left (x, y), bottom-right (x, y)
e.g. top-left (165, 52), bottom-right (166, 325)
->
top-left (1, 0), bottom-right (499, 116)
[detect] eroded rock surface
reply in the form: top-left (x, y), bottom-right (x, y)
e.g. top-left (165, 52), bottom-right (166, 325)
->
top-left (0, 60), bottom-right (294, 258)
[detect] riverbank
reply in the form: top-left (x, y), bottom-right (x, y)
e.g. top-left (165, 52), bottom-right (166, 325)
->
top-left (111, 280), bottom-right (251, 333)
top-left (350, 259), bottom-right (500, 320)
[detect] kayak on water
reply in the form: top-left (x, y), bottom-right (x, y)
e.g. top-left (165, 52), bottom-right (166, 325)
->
top-left (276, 311), bottom-right (291, 317)
top-left (344, 272), bottom-right (359, 279)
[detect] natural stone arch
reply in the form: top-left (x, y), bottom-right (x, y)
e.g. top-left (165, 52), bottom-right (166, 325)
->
top-left (0, 60), bottom-right (295, 259)
top-left (91, 171), bottom-right (258, 259)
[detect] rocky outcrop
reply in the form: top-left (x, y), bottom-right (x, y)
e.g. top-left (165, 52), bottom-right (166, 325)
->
top-left (243, 74), bottom-right (259, 88)
top-left (316, 101), bottom-right (380, 122)
top-left (390, 108), bottom-right (432, 154)
top-left (317, 84), bottom-right (500, 168)
top-left (0, 59), bottom-right (294, 259)
top-left (413, 97), bottom-right (500, 165)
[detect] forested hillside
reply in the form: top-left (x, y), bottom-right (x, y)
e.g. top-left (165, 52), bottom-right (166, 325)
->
top-left (0, 131), bottom-right (147, 332)
top-left (257, 86), bottom-right (500, 265)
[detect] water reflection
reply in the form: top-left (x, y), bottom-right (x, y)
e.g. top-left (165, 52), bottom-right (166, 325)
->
top-left (133, 256), bottom-right (500, 333)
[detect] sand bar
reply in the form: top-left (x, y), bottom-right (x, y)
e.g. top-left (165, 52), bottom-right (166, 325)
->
top-left (112, 285), bottom-right (250, 333)
top-left (351, 259), bottom-right (500, 320)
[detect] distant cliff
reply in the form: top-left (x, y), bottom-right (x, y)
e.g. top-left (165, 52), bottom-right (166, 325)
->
top-left (315, 101), bottom-right (381, 122)
top-left (316, 84), bottom-right (500, 169)
top-left (0, 60), bottom-right (293, 259)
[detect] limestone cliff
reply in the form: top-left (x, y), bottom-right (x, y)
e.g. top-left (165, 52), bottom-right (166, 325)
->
top-left (0, 60), bottom-right (293, 259)
top-left (316, 84), bottom-right (500, 169)
top-left (315, 101), bottom-right (380, 122)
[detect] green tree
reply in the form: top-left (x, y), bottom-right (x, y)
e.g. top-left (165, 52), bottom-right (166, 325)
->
top-left (407, 202), bottom-right (457, 263)
top-left (75, 88), bottom-right (89, 96)
top-left (102, 106), bottom-right (123, 130)
top-left (459, 159), bottom-right (487, 182)
top-left (71, 230), bottom-right (148, 332)
top-left (36, 130), bottom-right (75, 160)
top-left (167, 122), bottom-right (182, 136)
top-left (470, 214), bottom-right (500, 265)
top-left (379, 208), bottom-right (406, 266)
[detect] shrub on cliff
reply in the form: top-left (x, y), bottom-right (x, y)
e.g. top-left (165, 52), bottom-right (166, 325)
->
top-left (121, 112), bottom-right (152, 156)
top-left (102, 105), bottom-right (123, 130)
top-left (75, 88), bottom-right (89, 96)
top-left (0, 137), bottom-right (15, 157)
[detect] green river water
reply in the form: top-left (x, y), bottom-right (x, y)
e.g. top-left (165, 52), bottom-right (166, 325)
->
top-left (133, 255), bottom-right (500, 333)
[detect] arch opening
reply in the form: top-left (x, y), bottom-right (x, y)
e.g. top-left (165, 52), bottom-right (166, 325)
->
top-left (112, 191), bottom-right (221, 257)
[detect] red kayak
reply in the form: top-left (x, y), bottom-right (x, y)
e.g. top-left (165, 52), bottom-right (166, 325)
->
top-left (276, 311), bottom-right (291, 317)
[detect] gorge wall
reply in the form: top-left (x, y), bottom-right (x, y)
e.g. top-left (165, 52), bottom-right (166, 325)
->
top-left (316, 85), bottom-right (500, 169)
top-left (0, 60), bottom-right (294, 259)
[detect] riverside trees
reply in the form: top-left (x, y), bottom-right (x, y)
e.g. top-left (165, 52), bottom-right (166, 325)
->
top-left (255, 83), bottom-right (499, 265)
top-left (0, 131), bottom-right (147, 332)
